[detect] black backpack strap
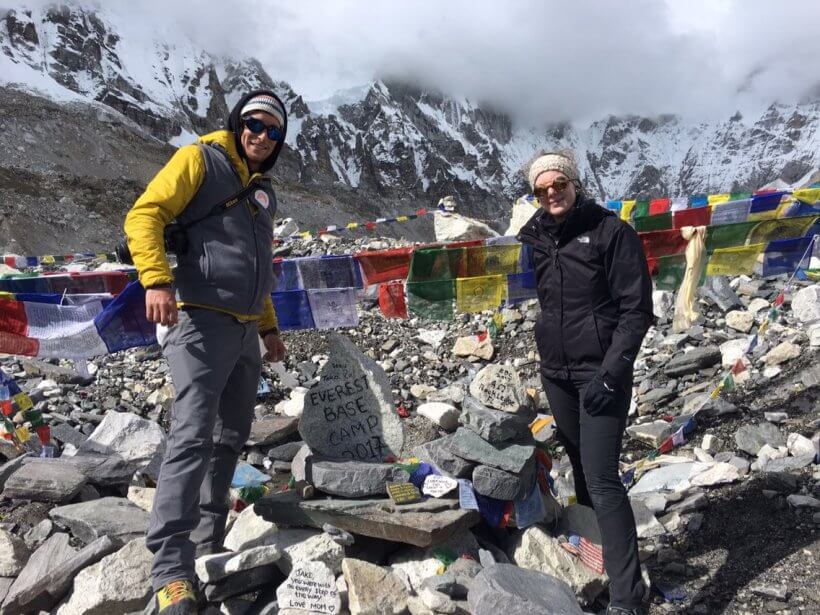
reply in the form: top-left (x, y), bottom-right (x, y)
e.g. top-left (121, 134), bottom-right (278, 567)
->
top-left (180, 180), bottom-right (267, 230)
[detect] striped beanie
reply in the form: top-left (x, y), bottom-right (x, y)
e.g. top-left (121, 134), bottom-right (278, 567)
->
top-left (528, 152), bottom-right (579, 189)
top-left (240, 94), bottom-right (286, 126)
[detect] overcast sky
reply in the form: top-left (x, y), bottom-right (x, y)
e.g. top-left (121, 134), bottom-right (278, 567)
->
top-left (13, 0), bottom-right (820, 124)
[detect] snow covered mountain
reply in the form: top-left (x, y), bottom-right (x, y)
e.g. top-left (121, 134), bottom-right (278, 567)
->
top-left (1, 3), bottom-right (819, 228)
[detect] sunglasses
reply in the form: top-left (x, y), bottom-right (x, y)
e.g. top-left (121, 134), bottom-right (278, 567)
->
top-left (533, 177), bottom-right (571, 199)
top-left (243, 116), bottom-right (283, 141)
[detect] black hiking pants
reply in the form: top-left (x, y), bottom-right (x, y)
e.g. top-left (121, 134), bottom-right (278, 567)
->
top-left (542, 375), bottom-right (646, 610)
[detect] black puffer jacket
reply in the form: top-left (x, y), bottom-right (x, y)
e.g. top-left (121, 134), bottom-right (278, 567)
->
top-left (517, 197), bottom-right (653, 385)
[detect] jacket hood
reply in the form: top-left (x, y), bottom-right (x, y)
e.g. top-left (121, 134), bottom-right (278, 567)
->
top-left (197, 130), bottom-right (252, 185)
top-left (227, 89), bottom-right (288, 174)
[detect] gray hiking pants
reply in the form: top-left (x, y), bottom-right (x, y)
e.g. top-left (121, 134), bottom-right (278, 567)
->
top-left (147, 308), bottom-right (261, 591)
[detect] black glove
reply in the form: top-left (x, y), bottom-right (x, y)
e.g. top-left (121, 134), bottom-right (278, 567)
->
top-left (583, 373), bottom-right (618, 416)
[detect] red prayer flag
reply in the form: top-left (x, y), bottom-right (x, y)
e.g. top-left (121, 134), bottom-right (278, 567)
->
top-left (356, 248), bottom-right (414, 286)
top-left (731, 358), bottom-right (747, 375)
top-left (773, 292), bottom-right (785, 307)
top-left (658, 437), bottom-right (674, 454)
top-left (416, 208), bottom-right (428, 216)
top-left (378, 281), bottom-right (408, 319)
top-left (673, 206), bottom-right (711, 229)
top-left (649, 198), bottom-right (670, 215)
top-left (365, 222), bottom-right (377, 231)
top-left (639, 229), bottom-right (689, 259)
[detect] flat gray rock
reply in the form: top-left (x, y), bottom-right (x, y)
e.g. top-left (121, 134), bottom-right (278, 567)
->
top-left (299, 334), bottom-right (404, 461)
top-left (0, 530), bottom-right (29, 576)
top-left (195, 545), bottom-right (283, 583)
top-left (3, 459), bottom-right (86, 503)
top-left (268, 441), bottom-right (306, 462)
top-left (49, 497), bottom-right (149, 545)
top-left (9, 535), bottom-right (118, 614)
top-left (467, 564), bottom-right (583, 615)
top-left (255, 490), bottom-right (480, 548)
top-left (411, 435), bottom-right (475, 479)
top-left (459, 396), bottom-right (531, 444)
top-left (472, 462), bottom-right (534, 501)
top-left (629, 462), bottom-right (697, 495)
top-left (664, 347), bottom-right (722, 377)
top-left (760, 454), bottom-right (815, 472)
top-left (311, 460), bottom-right (409, 498)
top-left (76, 411), bottom-right (166, 480)
top-left (626, 420), bottom-right (673, 447)
top-left (50, 423), bottom-right (88, 448)
top-left (2, 533), bottom-right (76, 614)
top-left (735, 423), bottom-right (786, 456)
top-left (247, 416), bottom-right (299, 447)
top-left (0, 455), bottom-right (30, 493)
top-left (204, 564), bottom-right (284, 603)
top-left (50, 454), bottom-right (136, 488)
top-left (701, 276), bottom-right (742, 311)
top-left (449, 427), bottom-right (534, 474)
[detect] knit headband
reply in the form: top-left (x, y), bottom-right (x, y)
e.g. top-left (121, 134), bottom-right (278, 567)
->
top-left (528, 153), bottom-right (579, 189)
top-left (240, 95), bottom-right (285, 127)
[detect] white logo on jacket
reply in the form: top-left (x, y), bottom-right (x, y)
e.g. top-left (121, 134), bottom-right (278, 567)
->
top-left (254, 190), bottom-right (270, 209)
top-left (577, 236), bottom-right (590, 244)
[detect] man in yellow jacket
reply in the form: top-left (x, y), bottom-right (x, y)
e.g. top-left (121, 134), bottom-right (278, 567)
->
top-left (124, 90), bottom-right (288, 614)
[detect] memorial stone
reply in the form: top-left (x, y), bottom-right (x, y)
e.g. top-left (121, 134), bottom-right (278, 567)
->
top-left (469, 364), bottom-right (528, 413)
top-left (299, 334), bottom-right (403, 461)
top-left (386, 481), bottom-right (423, 505)
top-left (276, 561), bottom-right (341, 615)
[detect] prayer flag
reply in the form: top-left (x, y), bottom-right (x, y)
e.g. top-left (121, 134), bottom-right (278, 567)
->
top-left (640, 229), bottom-right (689, 259)
top-left (748, 216), bottom-right (818, 245)
top-left (710, 199), bottom-right (751, 225)
top-left (708, 193), bottom-right (731, 206)
top-left (634, 200), bottom-right (650, 219)
top-left (456, 275), bottom-right (506, 313)
top-left (272, 258), bottom-right (303, 291)
top-left (762, 237), bottom-right (816, 277)
top-left (378, 281), bottom-right (408, 319)
top-left (296, 255), bottom-right (362, 289)
top-left (272, 290), bottom-right (315, 330)
top-left (670, 197), bottom-right (689, 212)
top-left (689, 194), bottom-right (708, 207)
top-left (356, 247), bottom-right (414, 286)
top-left (634, 213), bottom-right (672, 232)
top-left (406, 280), bottom-right (455, 320)
top-left (506, 271), bottom-right (537, 304)
top-left (793, 188), bottom-right (820, 204)
top-left (706, 244), bottom-right (765, 276)
top-left (620, 200), bottom-right (636, 222)
top-left (673, 206), bottom-right (711, 229)
top-left (306, 288), bottom-right (359, 329)
top-left (705, 221), bottom-right (757, 252)
top-left (649, 198), bottom-right (671, 215)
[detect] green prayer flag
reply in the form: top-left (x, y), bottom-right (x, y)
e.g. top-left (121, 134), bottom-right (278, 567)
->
top-left (408, 248), bottom-right (464, 282)
top-left (722, 373), bottom-right (735, 392)
top-left (407, 280), bottom-right (455, 320)
top-left (705, 221), bottom-right (757, 252)
top-left (634, 200), bottom-right (650, 219)
top-left (635, 212), bottom-right (673, 232)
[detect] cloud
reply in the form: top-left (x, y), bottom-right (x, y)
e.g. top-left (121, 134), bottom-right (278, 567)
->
top-left (8, 0), bottom-right (820, 123)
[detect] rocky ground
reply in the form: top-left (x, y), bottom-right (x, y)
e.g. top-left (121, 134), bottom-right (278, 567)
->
top-left (0, 234), bottom-right (818, 614)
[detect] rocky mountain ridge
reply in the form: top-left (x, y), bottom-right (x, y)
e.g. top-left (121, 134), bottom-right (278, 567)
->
top-left (1, 3), bottom-right (819, 255)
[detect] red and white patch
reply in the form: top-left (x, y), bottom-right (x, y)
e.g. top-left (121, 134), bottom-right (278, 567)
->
top-left (254, 189), bottom-right (270, 209)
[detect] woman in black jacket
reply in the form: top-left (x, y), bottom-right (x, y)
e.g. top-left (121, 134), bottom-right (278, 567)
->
top-left (518, 152), bottom-right (653, 615)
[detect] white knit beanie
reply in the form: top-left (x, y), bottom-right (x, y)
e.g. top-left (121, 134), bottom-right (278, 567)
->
top-left (528, 153), bottom-right (579, 189)
top-left (240, 94), bottom-right (286, 126)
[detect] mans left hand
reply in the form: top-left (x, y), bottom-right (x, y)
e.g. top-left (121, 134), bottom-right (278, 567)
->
top-left (262, 333), bottom-right (286, 362)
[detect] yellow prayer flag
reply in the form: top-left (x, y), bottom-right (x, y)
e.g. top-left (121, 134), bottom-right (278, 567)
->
top-left (41, 255), bottom-right (56, 264)
top-left (15, 426), bottom-right (31, 443)
top-left (96, 253), bottom-right (109, 261)
top-left (456, 275), bottom-right (506, 313)
top-left (793, 188), bottom-right (820, 204)
top-left (492, 312), bottom-right (504, 330)
top-left (397, 216), bottom-right (409, 222)
top-left (346, 223), bottom-right (359, 230)
top-left (747, 216), bottom-right (818, 245)
top-left (706, 244), bottom-right (765, 276)
top-left (757, 319), bottom-right (769, 336)
top-left (484, 244), bottom-right (521, 275)
top-left (12, 393), bottom-right (33, 412)
top-left (708, 194), bottom-right (731, 206)
top-left (620, 200), bottom-right (636, 222)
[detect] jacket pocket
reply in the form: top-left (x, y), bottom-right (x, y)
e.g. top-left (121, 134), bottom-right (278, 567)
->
top-left (534, 311), bottom-right (562, 369)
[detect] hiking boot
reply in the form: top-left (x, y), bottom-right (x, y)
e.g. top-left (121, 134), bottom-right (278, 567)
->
top-left (156, 580), bottom-right (197, 614)
top-left (606, 607), bottom-right (645, 615)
